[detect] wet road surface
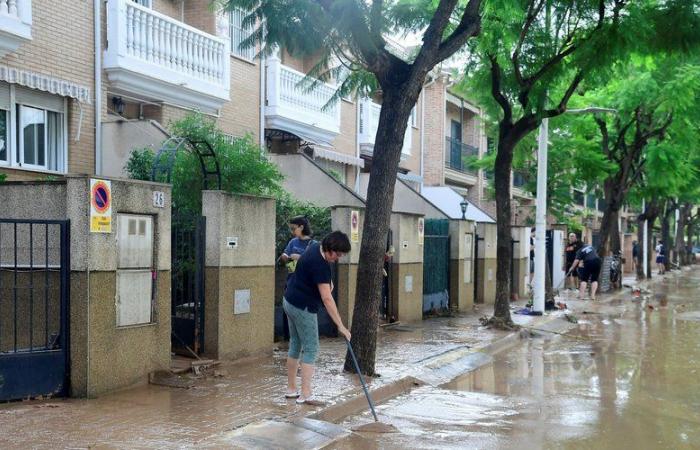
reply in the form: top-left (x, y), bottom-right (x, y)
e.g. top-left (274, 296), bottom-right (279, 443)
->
top-left (337, 272), bottom-right (700, 449)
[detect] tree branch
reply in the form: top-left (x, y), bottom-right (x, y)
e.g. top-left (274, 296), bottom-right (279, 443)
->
top-left (489, 54), bottom-right (512, 125)
top-left (543, 70), bottom-right (585, 117)
top-left (435, 0), bottom-right (482, 62)
top-left (513, 0), bottom-right (545, 87)
top-left (413, 0), bottom-right (460, 68)
top-left (594, 116), bottom-right (611, 158)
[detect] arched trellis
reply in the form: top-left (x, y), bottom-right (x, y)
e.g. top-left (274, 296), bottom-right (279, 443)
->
top-left (150, 136), bottom-right (222, 190)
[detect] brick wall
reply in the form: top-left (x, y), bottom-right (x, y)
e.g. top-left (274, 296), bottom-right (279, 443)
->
top-left (422, 79), bottom-right (446, 186)
top-left (0, 0), bottom-right (96, 179)
top-left (153, 0), bottom-right (182, 21)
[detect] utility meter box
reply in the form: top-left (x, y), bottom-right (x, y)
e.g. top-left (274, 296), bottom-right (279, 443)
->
top-left (116, 214), bottom-right (154, 326)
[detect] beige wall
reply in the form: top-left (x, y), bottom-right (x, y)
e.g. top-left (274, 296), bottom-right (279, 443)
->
top-left (422, 78), bottom-right (447, 186)
top-left (449, 220), bottom-right (476, 311)
top-left (202, 191), bottom-right (276, 360)
top-left (476, 223), bottom-right (497, 304)
top-left (0, 0), bottom-right (96, 179)
top-left (335, 99), bottom-right (357, 156)
top-left (391, 263), bottom-right (423, 322)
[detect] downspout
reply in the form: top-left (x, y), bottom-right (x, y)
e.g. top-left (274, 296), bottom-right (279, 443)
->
top-left (259, 50), bottom-right (265, 150)
top-left (355, 97), bottom-right (361, 193)
top-left (94, 0), bottom-right (102, 175)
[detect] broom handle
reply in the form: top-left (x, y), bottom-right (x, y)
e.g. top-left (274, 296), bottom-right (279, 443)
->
top-left (346, 338), bottom-right (379, 422)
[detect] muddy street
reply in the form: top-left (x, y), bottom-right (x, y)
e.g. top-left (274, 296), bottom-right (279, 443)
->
top-left (336, 272), bottom-right (700, 449)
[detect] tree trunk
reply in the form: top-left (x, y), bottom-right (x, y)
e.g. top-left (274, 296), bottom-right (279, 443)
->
top-left (344, 87), bottom-right (419, 376)
top-left (661, 201), bottom-right (673, 268)
top-left (642, 198), bottom-right (660, 279)
top-left (675, 203), bottom-right (691, 265)
top-left (636, 217), bottom-right (645, 279)
top-left (598, 179), bottom-right (624, 256)
top-left (491, 136), bottom-right (516, 325)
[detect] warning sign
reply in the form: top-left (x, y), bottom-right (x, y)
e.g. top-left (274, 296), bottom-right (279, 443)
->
top-left (90, 178), bottom-right (112, 233)
top-left (350, 210), bottom-right (359, 243)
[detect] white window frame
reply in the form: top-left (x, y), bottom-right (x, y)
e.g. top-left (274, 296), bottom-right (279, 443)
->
top-left (229, 8), bottom-right (255, 61)
top-left (411, 106), bottom-right (417, 128)
top-left (3, 84), bottom-right (68, 174)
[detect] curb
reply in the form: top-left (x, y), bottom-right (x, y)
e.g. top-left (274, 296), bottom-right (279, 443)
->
top-left (308, 312), bottom-right (562, 425)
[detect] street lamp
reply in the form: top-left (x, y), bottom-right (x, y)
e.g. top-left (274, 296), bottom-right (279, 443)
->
top-left (532, 107), bottom-right (617, 314)
top-left (460, 199), bottom-right (469, 220)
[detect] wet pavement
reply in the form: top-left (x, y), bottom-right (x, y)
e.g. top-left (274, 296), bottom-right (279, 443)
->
top-left (337, 270), bottom-right (700, 449)
top-left (0, 298), bottom-right (511, 449)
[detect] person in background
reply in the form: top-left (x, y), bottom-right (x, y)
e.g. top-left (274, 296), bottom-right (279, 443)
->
top-left (567, 243), bottom-right (602, 301)
top-left (529, 227), bottom-right (536, 288)
top-left (278, 216), bottom-right (315, 340)
top-left (632, 240), bottom-right (640, 274)
top-left (565, 233), bottom-right (583, 290)
top-left (283, 231), bottom-right (351, 405)
top-left (655, 239), bottom-right (666, 274)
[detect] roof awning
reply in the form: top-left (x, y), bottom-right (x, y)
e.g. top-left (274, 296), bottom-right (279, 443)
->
top-left (311, 146), bottom-right (365, 168)
top-left (0, 64), bottom-right (91, 103)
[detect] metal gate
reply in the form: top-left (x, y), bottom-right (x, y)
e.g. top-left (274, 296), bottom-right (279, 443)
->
top-left (171, 214), bottom-right (205, 355)
top-left (423, 219), bottom-right (450, 315)
top-left (0, 219), bottom-right (70, 401)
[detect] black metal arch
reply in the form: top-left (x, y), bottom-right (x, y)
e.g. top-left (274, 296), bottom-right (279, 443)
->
top-left (150, 136), bottom-right (222, 190)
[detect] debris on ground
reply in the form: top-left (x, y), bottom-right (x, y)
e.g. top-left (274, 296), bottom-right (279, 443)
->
top-left (647, 304), bottom-right (655, 311)
top-left (564, 314), bottom-right (579, 324)
top-left (149, 370), bottom-right (195, 389)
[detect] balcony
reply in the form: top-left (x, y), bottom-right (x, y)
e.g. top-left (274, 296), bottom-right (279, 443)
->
top-left (104, 0), bottom-right (230, 114)
top-left (265, 56), bottom-right (340, 144)
top-left (358, 97), bottom-right (411, 160)
top-left (0, 0), bottom-right (32, 58)
top-left (444, 137), bottom-right (478, 175)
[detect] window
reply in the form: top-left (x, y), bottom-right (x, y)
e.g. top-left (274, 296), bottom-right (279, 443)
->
top-left (0, 110), bottom-right (7, 164)
top-left (0, 83), bottom-right (67, 173)
top-left (229, 8), bottom-right (255, 60)
top-left (411, 106), bottom-right (417, 127)
top-left (573, 189), bottom-right (585, 206)
top-left (131, 0), bottom-right (152, 7)
top-left (17, 106), bottom-right (65, 172)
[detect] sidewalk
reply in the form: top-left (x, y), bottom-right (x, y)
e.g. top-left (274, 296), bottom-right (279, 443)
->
top-left (0, 275), bottom-right (659, 449)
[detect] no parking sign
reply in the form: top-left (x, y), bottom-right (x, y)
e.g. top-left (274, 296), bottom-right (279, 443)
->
top-left (90, 178), bottom-right (112, 233)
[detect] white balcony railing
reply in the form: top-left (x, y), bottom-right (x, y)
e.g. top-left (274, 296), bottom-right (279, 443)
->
top-left (104, 0), bottom-right (230, 113)
top-left (0, 0), bottom-right (32, 58)
top-left (265, 55), bottom-right (340, 143)
top-left (358, 97), bottom-right (412, 158)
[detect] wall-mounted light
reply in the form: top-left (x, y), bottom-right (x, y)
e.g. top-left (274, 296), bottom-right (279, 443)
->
top-left (460, 199), bottom-right (469, 220)
top-left (111, 96), bottom-right (125, 115)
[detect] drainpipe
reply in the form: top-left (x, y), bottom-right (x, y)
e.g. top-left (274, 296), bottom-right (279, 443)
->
top-left (259, 50), bottom-right (265, 149)
top-left (355, 97), bottom-right (361, 193)
top-left (94, 0), bottom-right (102, 175)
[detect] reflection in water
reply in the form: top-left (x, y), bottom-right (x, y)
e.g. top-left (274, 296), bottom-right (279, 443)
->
top-left (340, 273), bottom-right (700, 450)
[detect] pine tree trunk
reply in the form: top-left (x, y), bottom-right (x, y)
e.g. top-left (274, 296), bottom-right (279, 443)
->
top-left (344, 88), bottom-right (418, 376)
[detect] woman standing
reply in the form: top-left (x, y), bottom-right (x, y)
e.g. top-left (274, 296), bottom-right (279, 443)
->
top-left (283, 231), bottom-right (351, 405)
top-left (279, 216), bottom-right (315, 272)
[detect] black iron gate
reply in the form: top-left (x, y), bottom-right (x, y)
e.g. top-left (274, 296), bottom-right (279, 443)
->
top-left (171, 214), bottom-right (206, 355)
top-left (0, 219), bottom-right (70, 402)
top-left (423, 219), bottom-right (450, 315)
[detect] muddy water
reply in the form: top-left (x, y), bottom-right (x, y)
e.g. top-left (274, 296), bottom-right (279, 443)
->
top-left (338, 274), bottom-right (700, 449)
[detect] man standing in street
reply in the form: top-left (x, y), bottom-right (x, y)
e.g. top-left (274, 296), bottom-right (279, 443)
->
top-left (567, 243), bottom-right (602, 301)
top-left (565, 233), bottom-right (583, 289)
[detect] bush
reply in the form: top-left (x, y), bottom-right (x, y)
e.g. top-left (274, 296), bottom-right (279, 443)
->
top-left (125, 113), bottom-right (283, 215)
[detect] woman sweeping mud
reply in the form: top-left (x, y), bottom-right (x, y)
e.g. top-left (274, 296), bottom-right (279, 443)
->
top-left (283, 231), bottom-right (352, 405)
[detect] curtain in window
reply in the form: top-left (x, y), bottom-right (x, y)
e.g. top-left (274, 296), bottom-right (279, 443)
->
top-left (47, 111), bottom-right (64, 172)
top-left (230, 8), bottom-right (255, 60)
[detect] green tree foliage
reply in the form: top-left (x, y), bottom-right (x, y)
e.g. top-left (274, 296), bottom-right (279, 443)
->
top-left (125, 113), bottom-right (283, 215)
top-left (225, 0), bottom-right (483, 375)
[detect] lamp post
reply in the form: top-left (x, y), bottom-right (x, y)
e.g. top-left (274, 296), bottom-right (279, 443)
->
top-left (460, 200), bottom-right (469, 220)
top-left (532, 107), bottom-right (617, 314)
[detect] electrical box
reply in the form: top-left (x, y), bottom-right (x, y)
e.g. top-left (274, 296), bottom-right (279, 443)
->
top-left (116, 214), bottom-right (154, 327)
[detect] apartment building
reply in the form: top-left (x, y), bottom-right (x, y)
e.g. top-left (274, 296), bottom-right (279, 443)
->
top-left (0, 0), bottom-right (95, 181)
top-left (0, 0), bottom-right (493, 215)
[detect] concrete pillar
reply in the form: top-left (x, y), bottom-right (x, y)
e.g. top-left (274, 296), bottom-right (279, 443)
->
top-left (202, 191), bottom-right (276, 360)
top-left (511, 226), bottom-right (530, 300)
top-left (64, 176), bottom-right (172, 397)
top-left (331, 206), bottom-right (364, 327)
top-left (390, 212), bottom-right (424, 322)
top-left (448, 219), bottom-right (476, 311)
top-left (475, 222), bottom-right (497, 304)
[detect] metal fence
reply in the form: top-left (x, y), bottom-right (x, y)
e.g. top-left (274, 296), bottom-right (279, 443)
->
top-left (0, 219), bottom-right (70, 401)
